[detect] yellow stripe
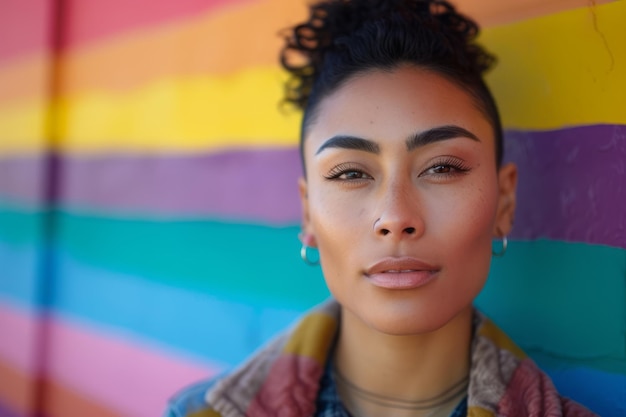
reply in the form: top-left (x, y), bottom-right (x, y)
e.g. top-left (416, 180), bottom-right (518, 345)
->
top-left (0, 99), bottom-right (49, 154)
top-left (0, 67), bottom-right (300, 154)
top-left (482, 1), bottom-right (626, 129)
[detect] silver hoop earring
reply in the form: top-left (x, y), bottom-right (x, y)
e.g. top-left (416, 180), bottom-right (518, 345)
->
top-left (492, 235), bottom-right (508, 257)
top-left (300, 244), bottom-right (320, 266)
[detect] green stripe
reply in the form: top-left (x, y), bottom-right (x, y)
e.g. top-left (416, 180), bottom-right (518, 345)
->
top-left (57, 209), bottom-right (328, 309)
top-left (478, 239), bottom-right (625, 371)
top-left (0, 203), bottom-right (46, 245)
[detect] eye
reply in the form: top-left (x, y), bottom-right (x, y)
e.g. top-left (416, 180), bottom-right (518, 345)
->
top-left (430, 165), bottom-right (453, 174)
top-left (419, 157), bottom-right (470, 178)
top-left (324, 163), bottom-right (373, 181)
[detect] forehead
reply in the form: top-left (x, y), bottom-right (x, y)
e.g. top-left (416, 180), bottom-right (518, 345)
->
top-left (304, 66), bottom-right (494, 153)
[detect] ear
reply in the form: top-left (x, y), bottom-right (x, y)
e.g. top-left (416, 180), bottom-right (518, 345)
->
top-left (494, 163), bottom-right (518, 237)
top-left (298, 177), bottom-right (317, 247)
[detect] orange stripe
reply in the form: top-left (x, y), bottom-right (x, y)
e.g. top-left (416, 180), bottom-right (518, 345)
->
top-left (0, 360), bottom-right (37, 416)
top-left (0, 55), bottom-right (51, 106)
top-left (0, 359), bottom-right (124, 417)
top-left (456, 0), bottom-right (615, 27)
top-left (41, 379), bottom-right (124, 417)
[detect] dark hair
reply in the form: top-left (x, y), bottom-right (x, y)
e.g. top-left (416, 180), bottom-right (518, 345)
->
top-left (280, 0), bottom-right (503, 169)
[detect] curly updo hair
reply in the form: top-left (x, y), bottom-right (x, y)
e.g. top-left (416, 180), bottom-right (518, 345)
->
top-left (280, 0), bottom-right (503, 167)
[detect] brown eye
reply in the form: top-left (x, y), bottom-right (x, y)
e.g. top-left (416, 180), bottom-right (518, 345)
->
top-left (324, 163), bottom-right (373, 181)
top-left (340, 171), bottom-right (370, 180)
top-left (431, 165), bottom-right (452, 174)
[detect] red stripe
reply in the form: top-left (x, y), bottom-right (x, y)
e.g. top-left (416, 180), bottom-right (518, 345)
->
top-left (58, 0), bottom-right (253, 50)
top-left (0, 0), bottom-right (54, 63)
top-left (0, 0), bottom-right (253, 63)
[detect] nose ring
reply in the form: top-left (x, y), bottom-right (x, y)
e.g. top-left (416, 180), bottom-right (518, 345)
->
top-left (373, 218), bottom-right (381, 230)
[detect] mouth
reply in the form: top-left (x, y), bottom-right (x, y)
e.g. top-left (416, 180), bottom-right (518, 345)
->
top-left (365, 257), bottom-right (439, 290)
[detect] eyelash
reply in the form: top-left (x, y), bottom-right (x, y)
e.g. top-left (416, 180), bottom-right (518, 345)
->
top-left (324, 163), bottom-right (372, 181)
top-left (324, 157), bottom-right (471, 183)
top-left (419, 157), bottom-right (471, 178)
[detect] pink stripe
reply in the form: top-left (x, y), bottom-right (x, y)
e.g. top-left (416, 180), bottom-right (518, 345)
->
top-left (42, 316), bottom-right (222, 417)
top-left (0, 302), bottom-right (40, 376)
top-left (60, 0), bottom-right (252, 50)
top-left (0, 0), bottom-right (53, 63)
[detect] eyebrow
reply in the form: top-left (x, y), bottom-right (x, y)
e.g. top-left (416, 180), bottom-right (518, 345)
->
top-left (315, 135), bottom-right (380, 155)
top-left (315, 124), bottom-right (480, 155)
top-left (406, 125), bottom-right (480, 151)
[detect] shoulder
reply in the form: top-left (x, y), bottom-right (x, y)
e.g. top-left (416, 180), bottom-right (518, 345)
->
top-left (470, 311), bottom-right (598, 416)
top-left (162, 377), bottom-right (223, 417)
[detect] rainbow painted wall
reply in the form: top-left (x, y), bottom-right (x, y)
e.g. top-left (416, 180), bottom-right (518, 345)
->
top-left (0, 0), bottom-right (624, 416)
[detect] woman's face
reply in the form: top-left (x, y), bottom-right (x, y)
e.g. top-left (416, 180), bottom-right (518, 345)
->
top-left (300, 66), bottom-right (517, 335)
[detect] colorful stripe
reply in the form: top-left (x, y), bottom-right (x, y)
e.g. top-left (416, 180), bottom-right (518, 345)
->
top-left (0, 303), bottom-right (221, 417)
top-left (0, 68), bottom-right (300, 154)
top-left (483, 1), bottom-right (626, 130)
top-left (43, 316), bottom-right (219, 417)
top-left (0, 303), bottom-right (40, 375)
top-left (0, 56), bottom-right (51, 107)
top-left (52, 0), bottom-right (251, 50)
top-left (0, 360), bottom-right (122, 417)
top-left (0, 360), bottom-right (36, 417)
top-left (507, 124), bottom-right (626, 249)
top-left (0, 148), bottom-right (303, 222)
top-left (478, 240), bottom-right (624, 368)
top-left (0, 0), bottom-right (53, 63)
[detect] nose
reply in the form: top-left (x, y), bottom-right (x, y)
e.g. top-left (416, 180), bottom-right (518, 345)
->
top-left (373, 181), bottom-right (424, 239)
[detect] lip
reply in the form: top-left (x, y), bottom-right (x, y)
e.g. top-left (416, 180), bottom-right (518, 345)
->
top-left (365, 257), bottom-right (439, 290)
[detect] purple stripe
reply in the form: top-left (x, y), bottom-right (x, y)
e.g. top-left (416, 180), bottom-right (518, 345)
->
top-left (58, 148), bottom-right (303, 223)
top-left (0, 401), bottom-right (25, 417)
top-left (0, 124), bottom-right (624, 248)
top-left (0, 155), bottom-right (47, 205)
top-left (505, 124), bottom-right (626, 248)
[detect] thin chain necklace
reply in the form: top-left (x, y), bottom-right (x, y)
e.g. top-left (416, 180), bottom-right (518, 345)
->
top-left (333, 367), bottom-right (469, 412)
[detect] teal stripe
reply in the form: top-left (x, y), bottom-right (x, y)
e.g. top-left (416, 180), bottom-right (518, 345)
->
top-left (477, 239), bottom-right (626, 374)
top-left (0, 204), bottom-right (45, 245)
top-left (54, 210), bottom-right (328, 309)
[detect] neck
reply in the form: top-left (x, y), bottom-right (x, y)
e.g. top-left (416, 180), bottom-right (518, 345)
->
top-left (334, 306), bottom-right (473, 417)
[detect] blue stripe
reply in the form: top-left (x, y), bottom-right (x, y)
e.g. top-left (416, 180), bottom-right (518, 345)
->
top-left (545, 367), bottom-right (626, 417)
top-left (51, 251), bottom-right (317, 366)
top-left (0, 242), bottom-right (43, 309)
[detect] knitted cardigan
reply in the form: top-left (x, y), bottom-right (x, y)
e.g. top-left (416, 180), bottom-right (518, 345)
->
top-left (164, 300), bottom-right (597, 417)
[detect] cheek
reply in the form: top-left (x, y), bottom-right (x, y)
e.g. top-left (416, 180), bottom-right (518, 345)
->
top-left (307, 188), bottom-right (370, 285)
top-left (427, 177), bottom-right (498, 241)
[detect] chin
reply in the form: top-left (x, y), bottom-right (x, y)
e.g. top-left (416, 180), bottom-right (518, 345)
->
top-left (354, 299), bottom-right (473, 336)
